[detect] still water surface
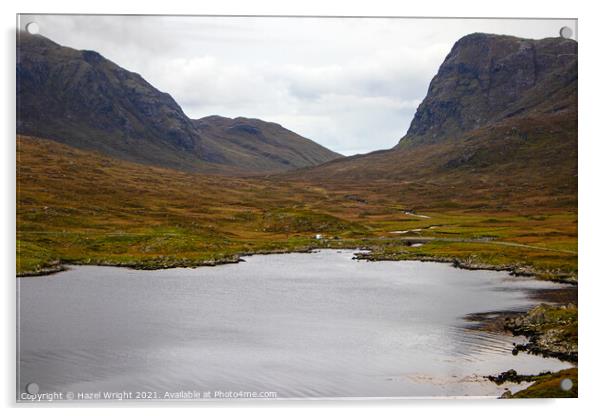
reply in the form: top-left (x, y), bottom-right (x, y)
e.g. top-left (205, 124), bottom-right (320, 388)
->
top-left (18, 250), bottom-right (573, 399)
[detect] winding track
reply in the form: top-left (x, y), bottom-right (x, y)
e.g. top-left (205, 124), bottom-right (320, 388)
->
top-left (384, 236), bottom-right (577, 255)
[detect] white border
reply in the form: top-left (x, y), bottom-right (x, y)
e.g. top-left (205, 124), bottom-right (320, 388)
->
top-left (3, 0), bottom-right (601, 415)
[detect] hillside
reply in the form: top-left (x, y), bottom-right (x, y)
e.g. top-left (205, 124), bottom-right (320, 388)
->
top-left (17, 135), bottom-right (576, 280)
top-left (291, 33), bottom-right (577, 209)
top-left (16, 32), bottom-right (340, 174)
top-left (194, 115), bottom-right (342, 172)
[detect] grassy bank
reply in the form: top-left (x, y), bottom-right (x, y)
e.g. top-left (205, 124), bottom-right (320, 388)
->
top-left (506, 368), bottom-right (578, 398)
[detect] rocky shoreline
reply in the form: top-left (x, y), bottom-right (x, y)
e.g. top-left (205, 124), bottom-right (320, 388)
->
top-left (486, 368), bottom-right (578, 399)
top-left (483, 303), bottom-right (578, 398)
top-left (352, 250), bottom-right (577, 285)
top-left (505, 303), bottom-right (577, 364)
top-left (487, 369), bottom-right (552, 385)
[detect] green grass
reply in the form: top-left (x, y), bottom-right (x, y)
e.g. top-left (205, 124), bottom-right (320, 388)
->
top-left (508, 368), bottom-right (577, 398)
top-left (16, 240), bottom-right (60, 274)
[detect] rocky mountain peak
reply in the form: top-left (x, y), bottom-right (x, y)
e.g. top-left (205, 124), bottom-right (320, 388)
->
top-left (397, 33), bottom-right (577, 146)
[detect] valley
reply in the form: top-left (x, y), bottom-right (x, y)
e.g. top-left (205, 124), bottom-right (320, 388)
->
top-left (16, 29), bottom-right (578, 399)
top-left (17, 135), bottom-right (577, 283)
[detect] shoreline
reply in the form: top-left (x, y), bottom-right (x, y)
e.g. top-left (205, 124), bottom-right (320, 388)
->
top-left (470, 302), bottom-right (578, 398)
top-left (16, 243), bottom-right (578, 284)
top-left (352, 250), bottom-right (577, 285)
top-left (353, 249), bottom-right (577, 285)
top-left (16, 246), bottom-right (321, 278)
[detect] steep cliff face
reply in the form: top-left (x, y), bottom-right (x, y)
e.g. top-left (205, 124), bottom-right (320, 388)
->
top-left (16, 32), bottom-right (340, 173)
top-left (397, 33), bottom-right (577, 146)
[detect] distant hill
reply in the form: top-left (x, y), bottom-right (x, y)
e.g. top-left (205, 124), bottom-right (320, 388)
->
top-left (16, 32), bottom-right (341, 174)
top-left (291, 33), bottom-right (577, 208)
top-left (193, 115), bottom-right (343, 172)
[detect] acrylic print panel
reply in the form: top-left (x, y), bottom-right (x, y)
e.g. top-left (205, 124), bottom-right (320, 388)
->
top-left (16, 15), bottom-right (578, 401)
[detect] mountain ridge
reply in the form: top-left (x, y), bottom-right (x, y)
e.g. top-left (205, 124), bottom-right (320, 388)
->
top-left (16, 32), bottom-right (341, 174)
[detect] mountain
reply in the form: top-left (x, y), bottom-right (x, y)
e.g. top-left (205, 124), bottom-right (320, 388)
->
top-left (397, 33), bottom-right (577, 146)
top-left (193, 115), bottom-right (342, 172)
top-left (291, 33), bottom-right (577, 208)
top-left (16, 32), bottom-right (341, 174)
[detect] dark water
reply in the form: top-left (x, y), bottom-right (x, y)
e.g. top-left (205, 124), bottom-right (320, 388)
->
top-left (17, 250), bottom-right (573, 400)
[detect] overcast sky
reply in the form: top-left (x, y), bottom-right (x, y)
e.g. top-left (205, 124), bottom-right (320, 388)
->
top-left (19, 15), bottom-right (576, 155)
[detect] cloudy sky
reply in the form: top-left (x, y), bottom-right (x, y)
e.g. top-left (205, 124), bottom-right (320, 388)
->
top-left (19, 15), bottom-right (576, 155)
